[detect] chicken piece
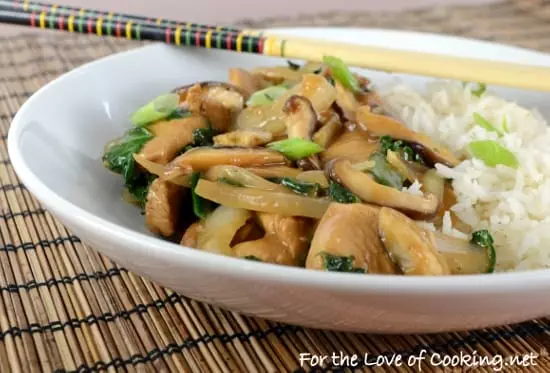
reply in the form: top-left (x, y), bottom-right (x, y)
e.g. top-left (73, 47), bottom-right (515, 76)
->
top-left (145, 179), bottom-right (184, 237)
top-left (378, 207), bottom-right (451, 275)
top-left (139, 116), bottom-right (208, 164)
top-left (229, 68), bottom-right (262, 99)
top-left (213, 130), bottom-right (273, 147)
top-left (182, 83), bottom-right (203, 113)
top-left (174, 82), bottom-right (245, 132)
top-left (181, 222), bottom-right (202, 247)
top-left (306, 203), bottom-right (397, 274)
top-left (234, 212), bottom-right (312, 266)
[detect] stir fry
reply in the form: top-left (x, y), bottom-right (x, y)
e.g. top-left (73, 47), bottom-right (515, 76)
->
top-left (103, 56), bottom-right (496, 276)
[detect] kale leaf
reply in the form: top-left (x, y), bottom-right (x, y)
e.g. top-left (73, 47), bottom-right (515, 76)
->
top-left (470, 229), bottom-right (496, 273)
top-left (280, 177), bottom-right (321, 197)
top-left (320, 253), bottom-right (365, 273)
top-left (328, 181), bottom-right (360, 204)
top-left (103, 127), bottom-right (153, 185)
top-left (379, 135), bottom-right (425, 165)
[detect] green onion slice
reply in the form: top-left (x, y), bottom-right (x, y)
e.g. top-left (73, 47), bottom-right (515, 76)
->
top-left (471, 82), bottom-right (487, 97)
top-left (473, 113), bottom-right (503, 136)
top-left (468, 140), bottom-right (518, 169)
top-left (322, 55), bottom-right (360, 93)
top-left (267, 138), bottom-right (324, 160)
top-left (246, 85), bottom-right (288, 106)
top-left (131, 93), bottom-right (180, 127)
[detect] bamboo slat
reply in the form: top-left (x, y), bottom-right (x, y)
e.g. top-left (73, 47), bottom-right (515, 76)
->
top-left (1, 1), bottom-right (550, 372)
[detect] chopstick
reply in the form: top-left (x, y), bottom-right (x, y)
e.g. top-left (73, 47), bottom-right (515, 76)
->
top-left (0, 0), bottom-right (244, 33)
top-left (2, 3), bottom-right (550, 92)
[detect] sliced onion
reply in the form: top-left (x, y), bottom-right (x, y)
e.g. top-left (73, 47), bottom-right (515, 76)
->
top-left (234, 105), bottom-right (287, 135)
top-left (422, 169), bottom-right (445, 204)
top-left (196, 205), bottom-right (251, 256)
top-left (296, 170), bottom-right (329, 188)
top-left (204, 165), bottom-right (289, 193)
top-left (386, 150), bottom-right (418, 182)
top-left (133, 154), bottom-right (191, 187)
top-left (251, 66), bottom-right (304, 83)
top-left (195, 179), bottom-right (330, 218)
top-left (234, 74), bottom-right (336, 135)
top-left (432, 231), bottom-right (491, 274)
top-left (351, 160), bottom-right (375, 172)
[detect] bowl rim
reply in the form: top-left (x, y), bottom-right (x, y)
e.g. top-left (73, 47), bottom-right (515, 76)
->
top-left (8, 27), bottom-right (550, 295)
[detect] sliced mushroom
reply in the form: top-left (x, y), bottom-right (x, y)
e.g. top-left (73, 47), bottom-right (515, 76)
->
top-left (134, 154), bottom-right (192, 187)
top-left (296, 158), bottom-right (322, 171)
top-left (328, 159), bottom-right (439, 218)
top-left (284, 95), bottom-right (317, 139)
top-left (321, 130), bottom-right (379, 164)
top-left (306, 203), bottom-right (397, 274)
top-left (145, 179), bottom-right (185, 237)
top-left (213, 130), bottom-right (273, 147)
top-left (282, 95), bottom-right (322, 170)
top-left (139, 116), bottom-right (208, 164)
top-left (165, 147), bottom-right (288, 177)
top-left (312, 111), bottom-right (343, 148)
top-left (245, 165), bottom-right (302, 179)
top-left (356, 106), bottom-right (460, 167)
top-left (234, 212), bottom-right (312, 266)
top-left (181, 222), bottom-right (202, 247)
top-left (229, 68), bottom-right (263, 99)
top-left (334, 80), bottom-right (358, 121)
top-left (230, 218), bottom-right (265, 247)
top-left (378, 207), bottom-right (451, 275)
top-left (174, 82), bottom-right (245, 132)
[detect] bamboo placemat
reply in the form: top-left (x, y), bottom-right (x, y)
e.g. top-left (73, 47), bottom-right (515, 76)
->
top-left (1, 1), bottom-right (550, 372)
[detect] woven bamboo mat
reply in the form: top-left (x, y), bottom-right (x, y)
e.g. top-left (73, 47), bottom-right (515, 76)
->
top-left (2, 1), bottom-right (550, 372)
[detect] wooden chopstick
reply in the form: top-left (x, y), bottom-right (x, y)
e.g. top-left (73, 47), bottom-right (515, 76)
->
top-left (1, 3), bottom-right (550, 92)
top-left (0, 0), bottom-right (244, 33)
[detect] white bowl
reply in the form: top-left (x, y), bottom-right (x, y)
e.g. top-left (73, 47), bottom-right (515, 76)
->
top-left (8, 28), bottom-right (550, 333)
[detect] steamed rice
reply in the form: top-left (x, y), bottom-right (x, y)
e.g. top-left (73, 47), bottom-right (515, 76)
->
top-left (381, 81), bottom-right (550, 271)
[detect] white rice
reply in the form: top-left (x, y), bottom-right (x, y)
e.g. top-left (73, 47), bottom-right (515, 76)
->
top-left (381, 81), bottom-right (550, 271)
top-left (402, 179), bottom-right (424, 196)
